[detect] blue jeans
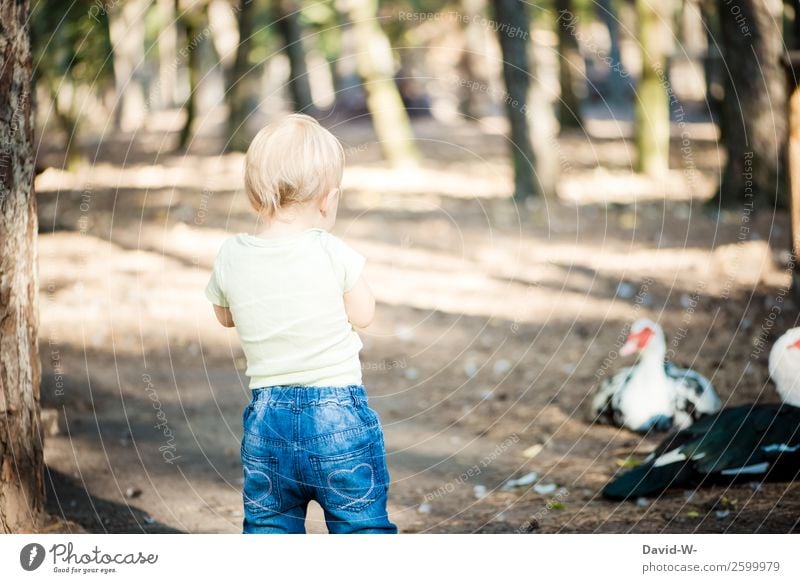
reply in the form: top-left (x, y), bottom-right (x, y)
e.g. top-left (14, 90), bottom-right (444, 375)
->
top-left (240, 384), bottom-right (397, 534)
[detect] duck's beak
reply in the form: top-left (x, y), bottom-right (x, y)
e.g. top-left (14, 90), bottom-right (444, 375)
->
top-left (620, 327), bottom-right (654, 356)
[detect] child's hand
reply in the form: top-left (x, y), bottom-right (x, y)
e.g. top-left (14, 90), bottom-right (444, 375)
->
top-left (343, 275), bottom-right (375, 328)
top-left (213, 304), bottom-right (236, 327)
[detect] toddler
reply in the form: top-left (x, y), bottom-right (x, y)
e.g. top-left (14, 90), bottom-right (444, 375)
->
top-left (205, 114), bottom-right (397, 534)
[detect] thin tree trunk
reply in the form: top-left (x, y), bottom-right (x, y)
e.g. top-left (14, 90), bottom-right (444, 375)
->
top-left (596, 0), bottom-right (628, 104)
top-left (457, 0), bottom-right (494, 119)
top-left (635, 0), bottom-right (671, 177)
top-left (178, 5), bottom-right (204, 151)
top-left (108, 0), bottom-right (148, 130)
top-left (699, 0), bottom-right (724, 129)
top-left (346, 0), bottom-right (419, 168)
top-left (0, 0), bottom-right (44, 533)
top-left (554, 0), bottom-right (584, 128)
top-left (274, 0), bottom-right (316, 114)
top-left (713, 0), bottom-right (787, 208)
top-left (158, 0), bottom-right (178, 109)
top-left (227, 0), bottom-right (256, 151)
top-left (493, 0), bottom-right (558, 199)
top-left (493, 0), bottom-right (536, 198)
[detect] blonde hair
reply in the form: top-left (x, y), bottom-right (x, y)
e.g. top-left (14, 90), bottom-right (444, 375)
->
top-left (244, 114), bottom-right (345, 217)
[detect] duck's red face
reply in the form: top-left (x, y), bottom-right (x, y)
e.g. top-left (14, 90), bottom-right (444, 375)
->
top-left (788, 339), bottom-right (800, 350)
top-left (620, 326), bottom-right (655, 356)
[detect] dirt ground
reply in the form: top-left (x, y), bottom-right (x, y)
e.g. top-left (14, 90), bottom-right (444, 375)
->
top-left (34, 111), bottom-right (800, 533)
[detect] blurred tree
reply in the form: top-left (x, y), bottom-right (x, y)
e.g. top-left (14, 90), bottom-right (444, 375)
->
top-left (714, 0), bottom-right (787, 208)
top-left (554, 0), bottom-right (585, 128)
top-left (30, 0), bottom-right (114, 168)
top-left (345, 0), bottom-right (419, 167)
top-left (457, 0), bottom-right (495, 119)
top-left (0, 0), bottom-right (44, 533)
top-left (177, 2), bottom-right (207, 150)
top-left (304, 3), bottom-right (349, 109)
top-left (596, 0), bottom-right (627, 104)
top-left (494, 0), bottom-right (536, 198)
top-left (157, 0), bottom-right (179, 109)
top-left (108, 0), bottom-right (148, 130)
top-left (227, 0), bottom-right (258, 151)
top-left (634, 0), bottom-right (671, 177)
top-left (493, 0), bottom-right (559, 199)
top-left (698, 0), bottom-right (724, 129)
top-left (274, 0), bottom-right (316, 114)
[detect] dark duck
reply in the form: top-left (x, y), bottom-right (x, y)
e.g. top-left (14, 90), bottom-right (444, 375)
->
top-left (603, 327), bottom-right (800, 500)
top-left (591, 318), bottom-right (722, 433)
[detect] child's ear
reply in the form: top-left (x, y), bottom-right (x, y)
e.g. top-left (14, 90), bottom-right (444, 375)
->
top-left (321, 187), bottom-right (340, 215)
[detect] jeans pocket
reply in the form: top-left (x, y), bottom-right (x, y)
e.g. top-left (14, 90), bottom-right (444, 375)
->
top-left (241, 451), bottom-right (282, 514)
top-left (242, 402), bottom-right (255, 429)
top-left (311, 443), bottom-right (383, 512)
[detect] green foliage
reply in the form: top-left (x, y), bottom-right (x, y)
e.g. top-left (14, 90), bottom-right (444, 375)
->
top-left (30, 0), bottom-right (113, 90)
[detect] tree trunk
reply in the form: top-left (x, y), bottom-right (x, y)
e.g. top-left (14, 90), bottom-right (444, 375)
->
top-left (713, 0), bottom-right (787, 208)
top-left (456, 0), bottom-right (495, 120)
top-left (0, 0), bottom-right (44, 533)
top-left (178, 5), bottom-right (204, 151)
top-left (227, 0), bottom-right (257, 151)
top-left (274, 0), bottom-right (316, 114)
top-left (699, 0), bottom-right (724, 129)
top-left (108, 0), bottom-right (148, 130)
top-left (554, 0), bottom-right (584, 128)
top-left (596, 0), bottom-right (628, 104)
top-left (634, 0), bottom-right (671, 177)
top-left (157, 0), bottom-right (179, 109)
top-left (493, 0), bottom-right (558, 199)
top-left (346, 0), bottom-right (419, 168)
top-left (493, 0), bottom-right (536, 198)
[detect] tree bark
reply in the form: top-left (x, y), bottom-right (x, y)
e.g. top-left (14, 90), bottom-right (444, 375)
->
top-left (346, 0), bottom-right (420, 168)
top-left (0, 0), bottom-right (44, 533)
top-left (714, 0), bottom-right (787, 208)
top-left (274, 0), bottom-right (316, 114)
top-left (635, 0), bottom-right (671, 177)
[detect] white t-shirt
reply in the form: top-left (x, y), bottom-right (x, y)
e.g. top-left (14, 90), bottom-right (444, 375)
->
top-left (204, 228), bottom-right (366, 389)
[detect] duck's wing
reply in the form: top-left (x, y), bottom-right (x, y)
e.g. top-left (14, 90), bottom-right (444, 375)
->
top-left (693, 404), bottom-right (800, 479)
top-left (603, 405), bottom-right (798, 499)
top-left (665, 361), bottom-right (722, 426)
top-left (590, 366), bottom-right (635, 426)
top-left (602, 418), bottom-right (711, 499)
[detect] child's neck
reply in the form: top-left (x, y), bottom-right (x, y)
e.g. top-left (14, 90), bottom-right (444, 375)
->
top-left (253, 207), bottom-right (330, 239)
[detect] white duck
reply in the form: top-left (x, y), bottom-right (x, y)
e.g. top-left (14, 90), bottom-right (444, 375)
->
top-left (591, 318), bottom-right (722, 432)
top-left (604, 327), bottom-right (800, 499)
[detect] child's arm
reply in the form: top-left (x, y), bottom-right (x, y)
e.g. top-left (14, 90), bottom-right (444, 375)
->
top-left (344, 274), bottom-right (375, 328)
top-left (213, 304), bottom-right (236, 327)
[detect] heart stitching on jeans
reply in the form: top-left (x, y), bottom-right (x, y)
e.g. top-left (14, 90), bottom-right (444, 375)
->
top-left (243, 466), bottom-right (274, 508)
top-left (327, 463), bottom-right (375, 509)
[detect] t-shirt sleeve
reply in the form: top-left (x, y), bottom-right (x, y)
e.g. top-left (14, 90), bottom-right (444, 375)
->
top-left (324, 233), bottom-right (366, 292)
top-left (204, 252), bottom-right (229, 307)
